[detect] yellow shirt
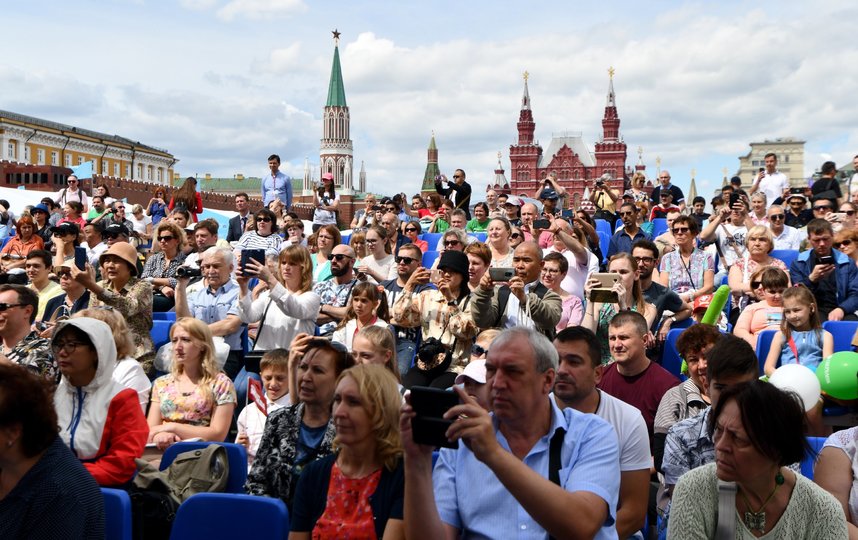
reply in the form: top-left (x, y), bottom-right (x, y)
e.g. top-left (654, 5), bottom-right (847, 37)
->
top-left (30, 280), bottom-right (63, 321)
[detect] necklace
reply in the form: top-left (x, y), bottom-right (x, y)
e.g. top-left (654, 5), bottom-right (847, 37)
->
top-left (738, 471), bottom-right (785, 532)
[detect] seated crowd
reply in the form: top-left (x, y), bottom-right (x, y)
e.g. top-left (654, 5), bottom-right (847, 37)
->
top-left (4, 160), bottom-right (858, 539)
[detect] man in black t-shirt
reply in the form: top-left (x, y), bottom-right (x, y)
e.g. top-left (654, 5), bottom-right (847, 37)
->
top-left (632, 241), bottom-right (692, 337)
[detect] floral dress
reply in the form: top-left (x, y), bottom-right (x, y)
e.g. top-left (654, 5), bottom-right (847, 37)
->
top-left (152, 372), bottom-right (237, 426)
top-left (312, 464), bottom-right (381, 539)
top-left (659, 249), bottom-right (714, 295)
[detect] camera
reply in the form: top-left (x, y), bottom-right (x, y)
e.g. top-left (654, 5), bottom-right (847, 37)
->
top-left (596, 180), bottom-right (605, 188)
top-left (176, 266), bottom-right (201, 279)
top-left (0, 270), bottom-right (27, 285)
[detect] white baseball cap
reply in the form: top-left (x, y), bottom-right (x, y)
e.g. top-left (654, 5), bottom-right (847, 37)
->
top-left (455, 360), bottom-right (487, 385)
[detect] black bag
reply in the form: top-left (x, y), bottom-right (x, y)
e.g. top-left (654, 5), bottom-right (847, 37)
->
top-left (129, 486), bottom-right (179, 540)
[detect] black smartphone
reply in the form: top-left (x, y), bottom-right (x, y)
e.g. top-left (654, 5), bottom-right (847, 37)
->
top-left (240, 249), bottom-right (266, 275)
top-left (410, 386), bottom-right (460, 449)
top-left (818, 255), bottom-right (834, 265)
top-left (729, 192), bottom-right (741, 207)
top-left (74, 246), bottom-right (88, 271)
top-left (532, 219), bottom-right (551, 230)
top-left (561, 209), bottom-right (575, 218)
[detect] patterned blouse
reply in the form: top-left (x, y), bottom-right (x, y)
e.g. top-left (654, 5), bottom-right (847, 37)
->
top-left (152, 372), bottom-right (237, 426)
top-left (8, 331), bottom-right (57, 384)
top-left (141, 250), bottom-right (188, 290)
top-left (313, 463), bottom-right (381, 539)
top-left (659, 249), bottom-right (714, 295)
top-left (89, 277), bottom-right (154, 372)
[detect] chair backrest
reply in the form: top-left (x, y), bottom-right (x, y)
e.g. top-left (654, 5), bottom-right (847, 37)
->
top-left (170, 493), bottom-right (288, 540)
top-left (770, 249), bottom-right (799, 270)
top-left (755, 329), bottom-right (778, 375)
top-left (801, 436), bottom-right (827, 480)
top-left (422, 250), bottom-right (440, 269)
top-left (420, 232), bottom-right (443, 248)
top-left (341, 233), bottom-right (351, 246)
top-left (151, 320), bottom-right (173, 350)
top-left (662, 328), bottom-right (688, 380)
top-left (671, 317), bottom-right (695, 330)
top-left (594, 219), bottom-right (612, 237)
top-left (153, 312), bottom-right (177, 321)
top-left (597, 231), bottom-right (610, 265)
top-left (101, 487), bottom-right (132, 540)
top-left (822, 320), bottom-right (858, 353)
top-left (651, 218), bottom-right (668, 238)
top-left (160, 441), bottom-right (248, 494)
top-left (473, 232), bottom-right (487, 242)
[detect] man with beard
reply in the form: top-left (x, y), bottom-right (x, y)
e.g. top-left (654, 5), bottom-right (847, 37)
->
top-left (553, 326), bottom-right (650, 540)
top-left (380, 243), bottom-right (430, 376)
top-left (312, 244), bottom-right (358, 335)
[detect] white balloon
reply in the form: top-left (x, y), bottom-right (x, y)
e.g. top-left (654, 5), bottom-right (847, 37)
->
top-left (769, 364), bottom-right (822, 412)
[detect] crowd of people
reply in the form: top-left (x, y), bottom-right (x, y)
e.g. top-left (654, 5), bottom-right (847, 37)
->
top-left (4, 154), bottom-right (858, 539)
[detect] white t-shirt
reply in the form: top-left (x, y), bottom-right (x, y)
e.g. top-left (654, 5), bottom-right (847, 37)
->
top-left (757, 171), bottom-right (789, 206)
top-left (129, 213), bottom-right (151, 236)
top-left (313, 192), bottom-right (339, 225)
top-left (595, 390), bottom-right (653, 472)
top-left (773, 225), bottom-right (805, 251)
top-left (236, 393), bottom-right (291, 469)
top-left (714, 223), bottom-right (748, 268)
top-left (112, 357), bottom-right (152, 413)
top-left (544, 246), bottom-right (599, 300)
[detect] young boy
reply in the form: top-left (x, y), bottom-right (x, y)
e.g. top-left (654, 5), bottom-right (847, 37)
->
top-left (235, 349), bottom-right (291, 468)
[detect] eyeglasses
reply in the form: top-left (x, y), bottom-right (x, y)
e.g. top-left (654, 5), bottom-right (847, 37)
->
top-left (327, 254), bottom-right (354, 262)
top-left (769, 214), bottom-right (785, 221)
top-left (672, 227), bottom-right (690, 234)
top-left (835, 240), bottom-right (853, 248)
top-left (633, 256), bottom-right (655, 264)
top-left (0, 303), bottom-right (25, 312)
top-left (405, 228), bottom-right (419, 233)
top-left (51, 341), bottom-right (88, 354)
top-left (814, 206), bottom-right (833, 211)
top-left (510, 233), bottom-right (521, 239)
top-left (444, 240), bottom-right (461, 247)
top-left (158, 236), bottom-right (175, 242)
top-left (395, 256), bottom-right (417, 265)
top-left (256, 217), bottom-right (272, 223)
top-left (471, 344), bottom-right (488, 357)
top-left (115, 206), bottom-right (125, 210)
top-left (751, 281), bottom-right (763, 289)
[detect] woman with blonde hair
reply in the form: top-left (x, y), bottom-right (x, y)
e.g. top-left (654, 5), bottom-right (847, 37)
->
top-left (168, 176), bottom-right (203, 223)
top-left (834, 228), bottom-right (858, 267)
top-left (348, 229), bottom-right (367, 260)
top-left (141, 220), bottom-right (188, 311)
top-left (728, 224), bottom-right (787, 317)
top-left (146, 317), bottom-right (237, 450)
top-left (290, 365), bottom-right (404, 540)
top-left (74, 307), bottom-right (150, 412)
top-left (238, 245), bottom-right (321, 350)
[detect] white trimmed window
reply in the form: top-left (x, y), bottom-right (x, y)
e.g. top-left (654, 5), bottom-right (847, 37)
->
top-left (65, 154), bottom-right (72, 167)
top-left (51, 151), bottom-right (59, 166)
top-left (37, 149), bottom-right (45, 165)
top-left (114, 163), bottom-right (120, 176)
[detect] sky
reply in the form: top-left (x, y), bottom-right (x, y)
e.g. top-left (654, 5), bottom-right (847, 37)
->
top-left (3, 0), bottom-right (857, 203)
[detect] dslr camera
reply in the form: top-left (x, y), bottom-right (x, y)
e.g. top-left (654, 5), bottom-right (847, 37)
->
top-left (176, 266), bottom-right (201, 279)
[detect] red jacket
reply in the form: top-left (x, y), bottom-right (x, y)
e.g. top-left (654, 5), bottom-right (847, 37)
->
top-left (83, 388), bottom-right (149, 486)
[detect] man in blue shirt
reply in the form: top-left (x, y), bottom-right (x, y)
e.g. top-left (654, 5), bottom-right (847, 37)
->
top-left (261, 154), bottom-right (292, 209)
top-left (402, 326), bottom-right (621, 540)
top-left (650, 170), bottom-right (686, 212)
top-left (608, 202), bottom-right (650, 259)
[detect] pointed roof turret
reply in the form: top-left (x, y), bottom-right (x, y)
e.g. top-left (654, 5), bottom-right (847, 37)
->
top-left (326, 29), bottom-right (347, 107)
top-left (521, 71), bottom-right (531, 111)
top-left (606, 66), bottom-right (616, 107)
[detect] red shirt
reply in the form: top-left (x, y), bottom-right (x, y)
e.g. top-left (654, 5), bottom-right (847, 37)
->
top-left (598, 361), bottom-right (680, 438)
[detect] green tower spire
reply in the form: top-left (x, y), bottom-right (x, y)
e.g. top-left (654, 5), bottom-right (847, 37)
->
top-left (326, 30), bottom-right (347, 107)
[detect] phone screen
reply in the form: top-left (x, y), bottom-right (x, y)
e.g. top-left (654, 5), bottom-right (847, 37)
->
top-left (410, 386), bottom-right (459, 449)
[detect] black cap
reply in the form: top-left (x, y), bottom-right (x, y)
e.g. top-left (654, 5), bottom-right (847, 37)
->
top-left (437, 250), bottom-right (469, 279)
top-left (50, 222), bottom-right (80, 236)
top-left (104, 223), bottom-right (130, 237)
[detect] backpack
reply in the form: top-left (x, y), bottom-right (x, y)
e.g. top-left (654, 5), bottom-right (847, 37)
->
top-left (129, 445), bottom-right (229, 539)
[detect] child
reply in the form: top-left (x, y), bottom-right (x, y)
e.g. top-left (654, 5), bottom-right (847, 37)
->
top-left (351, 325), bottom-right (400, 383)
top-left (235, 349), bottom-right (290, 468)
top-left (733, 266), bottom-right (789, 349)
top-left (764, 285), bottom-right (834, 377)
top-left (331, 282), bottom-right (390, 350)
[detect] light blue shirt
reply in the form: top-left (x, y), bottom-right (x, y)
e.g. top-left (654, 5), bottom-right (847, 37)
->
top-left (433, 397), bottom-right (620, 540)
top-left (188, 279), bottom-right (243, 351)
top-left (261, 170), bottom-right (293, 208)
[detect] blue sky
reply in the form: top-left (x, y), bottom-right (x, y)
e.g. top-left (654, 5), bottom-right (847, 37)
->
top-left (2, 1), bottom-right (856, 203)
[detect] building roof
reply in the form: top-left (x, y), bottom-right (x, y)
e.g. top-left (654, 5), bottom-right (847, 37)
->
top-left (539, 134), bottom-right (595, 168)
top-left (0, 109), bottom-right (172, 156)
top-left (326, 46), bottom-right (348, 108)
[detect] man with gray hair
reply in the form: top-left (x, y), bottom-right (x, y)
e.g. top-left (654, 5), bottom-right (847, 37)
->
top-left (402, 326), bottom-right (621, 539)
top-left (175, 246), bottom-right (244, 378)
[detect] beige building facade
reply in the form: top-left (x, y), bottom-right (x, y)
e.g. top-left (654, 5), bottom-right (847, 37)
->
top-left (736, 137), bottom-right (805, 189)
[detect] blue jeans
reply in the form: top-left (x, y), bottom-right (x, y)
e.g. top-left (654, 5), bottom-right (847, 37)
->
top-left (396, 339), bottom-right (417, 378)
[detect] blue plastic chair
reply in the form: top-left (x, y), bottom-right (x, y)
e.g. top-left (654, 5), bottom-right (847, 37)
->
top-left (770, 249), bottom-right (799, 270)
top-left (422, 250), bottom-right (440, 269)
top-left (153, 312), bottom-right (177, 321)
top-left (473, 232), bottom-right (487, 242)
top-left (822, 320), bottom-right (858, 353)
top-left (0, 237), bottom-right (10, 250)
top-left (170, 493), bottom-right (288, 540)
top-left (671, 317), bottom-right (695, 330)
top-left (150, 320), bottom-right (173, 350)
top-left (420, 232), bottom-right (443, 249)
top-left (661, 328), bottom-right (688, 380)
top-left (160, 442), bottom-right (248, 494)
top-left (651, 218), bottom-right (668, 238)
top-left (597, 231), bottom-right (610, 265)
top-left (801, 436), bottom-right (827, 480)
top-left (594, 219), bottom-right (612, 237)
top-left (101, 487), bottom-right (132, 540)
top-left (755, 329), bottom-right (778, 375)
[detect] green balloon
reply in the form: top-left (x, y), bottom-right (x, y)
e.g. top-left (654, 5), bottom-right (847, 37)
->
top-left (817, 352), bottom-right (858, 400)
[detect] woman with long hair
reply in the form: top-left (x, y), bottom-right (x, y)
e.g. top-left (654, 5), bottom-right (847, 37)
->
top-left (348, 230), bottom-right (367, 260)
top-left (290, 365), bottom-right (404, 540)
top-left (168, 177), bottom-right (203, 223)
top-left (582, 252), bottom-right (657, 364)
top-left (147, 187), bottom-right (168, 226)
top-left (356, 225), bottom-right (394, 283)
top-left (312, 224), bottom-right (341, 283)
top-left (141, 221), bottom-right (188, 312)
top-left (313, 173), bottom-right (340, 232)
top-left (146, 318), bottom-right (237, 450)
top-left (58, 201), bottom-right (86, 229)
top-left (351, 326), bottom-right (400, 383)
top-left (238, 245), bottom-right (321, 350)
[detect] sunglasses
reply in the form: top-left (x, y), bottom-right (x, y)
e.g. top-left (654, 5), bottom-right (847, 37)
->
top-left (256, 217), bottom-right (272, 223)
top-left (0, 302), bottom-right (25, 312)
top-left (751, 281), bottom-right (763, 289)
top-left (327, 253), bottom-right (354, 262)
top-left (158, 236), bottom-right (175, 242)
top-left (835, 240), bottom-right (853, 248)
top-left (672, 227), bottom-right (690, 234)
top-left (769, 214), bottom-right (785, 221)
top-left (405, 228), bottom-right (420, 233)
top-left (444, 240), bottom-right (461, 247)
top-left (385, 208), bottom-right (396, 213)
top-left (395, 256), bottom-right (417, 265)
top-left (814, 206), bottom-right (833, 211)
top-left (510, 233), bottom-right (521, 239)
top-left (104, 233), bottom-right (120, 240)
top-left (471, 344), bottom-right (488, 357)
top-left (619, 211), bottom-right (634, 217)
top-left (56, 270), bottom-right (72, 278)
top-left (115, 206), bottom-right (125, 210)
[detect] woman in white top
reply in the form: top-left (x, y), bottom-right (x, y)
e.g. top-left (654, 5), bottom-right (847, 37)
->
top-left (236, 208), bottom-right (283, 257)
top-left (312, 172), bottom-right (340, 231)
top-left (128, 204), bottom-right (153, 247)
top-left (486, 217), bottom-right (514, 268)
top-left (355, 225), bottom-right (395, 283)
top-left (237, 244), bottom-right (321, 351)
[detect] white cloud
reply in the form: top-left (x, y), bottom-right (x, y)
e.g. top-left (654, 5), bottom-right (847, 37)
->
top-left (216, 0), bottom-right (306, 21)
top-left (267, 42), bottom-right (303, 73)
top-left (179, 0), bottom-right (218, 9)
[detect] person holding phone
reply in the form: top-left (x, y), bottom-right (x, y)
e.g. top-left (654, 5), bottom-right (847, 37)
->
top-left (147, 188), bottom-right (169, 227)
top-left (789, 218), bottom-right (858, 321)
top-left (1, 215), bottom-right (44, 270)
top-left (236, 208), bottom-right (283, 258)
top-left (749, 153), bottom-right (790, 207)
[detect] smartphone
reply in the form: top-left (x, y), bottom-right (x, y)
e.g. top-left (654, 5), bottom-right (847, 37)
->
top-left (729, 192), bottom-right (741, 207)
top-left (789, 187), bottom-right (805, 195)
top-left (831, 213), bottom-right (846, 223)
top-left (532, 219), bottom-right (551, 230)
top-left (409, 386), bottom-right (460, 449)
top-left (489, 267), bottom-right (515, 282)
top-left (589, 272), bottom-right (620, 304)
top-left (818, 255), bottom-right (835, 265)
top-left (591, 272), bottom-right (620, 288)
top-left (240, 249), bottom-right (266, 275)
top-left (561, 209), bottom-right (575, 218)
top-left (74, 246), bottom-right (88, 271)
